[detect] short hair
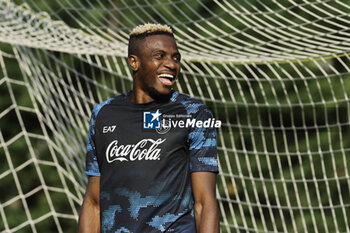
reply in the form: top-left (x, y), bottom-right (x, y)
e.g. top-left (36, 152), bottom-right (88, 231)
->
top-left (128, 23), bottom-right (174, 56)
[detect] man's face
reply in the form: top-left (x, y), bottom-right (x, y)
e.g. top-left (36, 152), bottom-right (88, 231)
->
top-left (134, 34), bottom-right (181, 98)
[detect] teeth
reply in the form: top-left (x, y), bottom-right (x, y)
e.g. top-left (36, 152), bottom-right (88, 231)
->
top-left (158, 74), bottom-right (174, 79)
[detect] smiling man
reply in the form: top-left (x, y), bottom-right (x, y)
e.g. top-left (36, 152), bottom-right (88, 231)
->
top-left (78, 24), bottom-right (220, 233)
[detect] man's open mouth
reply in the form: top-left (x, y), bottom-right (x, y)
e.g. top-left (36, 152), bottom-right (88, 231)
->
top-left (158, 73), bottom-right (175, 86)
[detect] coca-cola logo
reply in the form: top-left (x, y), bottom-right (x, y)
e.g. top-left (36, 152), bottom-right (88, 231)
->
top-left (105, 138), bottom-right (166, 163)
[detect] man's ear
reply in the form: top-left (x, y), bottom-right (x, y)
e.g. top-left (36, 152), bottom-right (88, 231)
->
top-left (128, 55), bottom-right (140, 71)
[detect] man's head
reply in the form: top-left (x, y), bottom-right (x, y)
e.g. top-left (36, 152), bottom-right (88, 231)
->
top-left (128, 23), bottom-right (181, 102)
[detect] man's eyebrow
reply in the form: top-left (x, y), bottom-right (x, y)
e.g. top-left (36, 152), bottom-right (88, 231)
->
top-left (151, 49), bottom-right (180, 56)
top-left (152, 49), bottom-right (166, 53)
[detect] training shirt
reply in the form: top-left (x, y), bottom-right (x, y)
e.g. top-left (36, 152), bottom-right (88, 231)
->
top-left (85, 91), bottom-right (218, 233)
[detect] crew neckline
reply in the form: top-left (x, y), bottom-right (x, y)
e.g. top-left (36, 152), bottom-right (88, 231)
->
top-left (125, 91), bottom-right (156, 106)
top-left (124, 90), bottom-right (175, 107)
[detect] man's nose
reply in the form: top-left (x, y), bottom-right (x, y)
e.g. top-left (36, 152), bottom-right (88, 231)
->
top-left (163, 57), bottom-right (177, 70)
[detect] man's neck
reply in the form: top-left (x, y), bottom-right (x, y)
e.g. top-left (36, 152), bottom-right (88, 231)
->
top-left (130, 89), bottom-right (154, 104)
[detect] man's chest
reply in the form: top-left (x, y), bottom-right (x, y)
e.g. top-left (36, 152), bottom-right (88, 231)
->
top-left (94, 105), bottom-right (189, 169)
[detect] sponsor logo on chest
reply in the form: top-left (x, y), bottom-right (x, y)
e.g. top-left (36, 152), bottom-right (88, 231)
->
top-left (102, 125), bottom-right (116, 133)
top-left (105, 138), bottom-right (166, 163)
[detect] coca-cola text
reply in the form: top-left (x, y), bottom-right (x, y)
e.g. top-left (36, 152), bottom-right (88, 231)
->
top-left (105, 138), bottom-right (166, 163)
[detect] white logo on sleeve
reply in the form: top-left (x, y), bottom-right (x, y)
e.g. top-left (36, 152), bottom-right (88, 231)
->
top-left (103, 125), bottom-right (116, 133)
top-left (106, 138), bottom-right (166, 163)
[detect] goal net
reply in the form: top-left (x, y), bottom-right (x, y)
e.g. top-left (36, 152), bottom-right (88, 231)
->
top-left (1, 0), bottom-right (350, 232)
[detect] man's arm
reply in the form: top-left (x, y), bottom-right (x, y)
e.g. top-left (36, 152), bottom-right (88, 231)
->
top-left (78, 176), bottom-right (100, 233)
top-left (191, 172), bottom-right (220, 233)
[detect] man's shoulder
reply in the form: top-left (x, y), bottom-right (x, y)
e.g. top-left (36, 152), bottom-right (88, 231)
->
top-left (171, 91), bottom-right (211, 115)
top-left (91, 92), bottom-right (128, 117)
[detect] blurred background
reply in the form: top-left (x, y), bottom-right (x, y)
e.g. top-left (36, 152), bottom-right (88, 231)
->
top-left (1, 0), bottom-right (350, 232)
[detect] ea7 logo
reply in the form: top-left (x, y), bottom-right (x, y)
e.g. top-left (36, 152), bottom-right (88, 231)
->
top-left (103, 125), bottom-right (116, 133)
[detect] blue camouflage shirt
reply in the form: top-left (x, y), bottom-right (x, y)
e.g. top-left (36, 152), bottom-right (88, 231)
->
top-left (85, 91), bottom-right (218, 233)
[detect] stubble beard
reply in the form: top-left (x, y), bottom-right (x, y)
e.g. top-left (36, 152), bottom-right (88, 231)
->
top-left (142, 81), bottom-right (172, 102)
top-left (149, 87), bottom-right (172, 102)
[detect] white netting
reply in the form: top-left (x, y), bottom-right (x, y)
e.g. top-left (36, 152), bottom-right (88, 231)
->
top-left (1, 0), bottom-right (350, 232)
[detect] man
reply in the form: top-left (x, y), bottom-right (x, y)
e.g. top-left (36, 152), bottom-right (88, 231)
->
top-left (78, 23), bottom-right (220, 233)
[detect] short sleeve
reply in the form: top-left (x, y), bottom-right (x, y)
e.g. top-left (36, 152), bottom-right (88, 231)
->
top-left (188, 105), bottom-right (219, 173)
top-left (84, 107), bottom-right (101, 176)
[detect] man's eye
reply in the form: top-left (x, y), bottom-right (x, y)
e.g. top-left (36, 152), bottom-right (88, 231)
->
top-left (173, 56), bottom-right (181, 62)
top-left (154, 54), bottom-right (163, 59)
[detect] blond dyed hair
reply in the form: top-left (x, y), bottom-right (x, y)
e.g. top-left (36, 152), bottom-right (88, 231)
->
top-left (130, 23), bottom-right (173, 36)
top-left (128, 23), bottom-right (175, 56)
